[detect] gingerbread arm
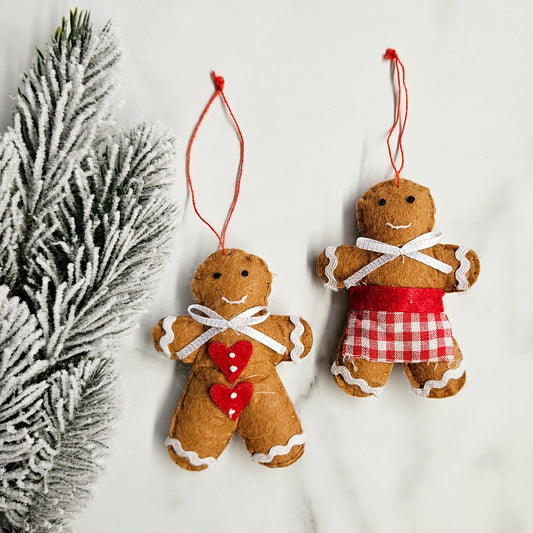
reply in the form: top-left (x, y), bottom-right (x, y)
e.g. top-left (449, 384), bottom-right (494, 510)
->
top-left (152, 316), bottom-right (206, 363)
top-left (432, 244), bottom-right (480, 292)
top-left (316, 245), bottom-right (369, 291)
top-left (255, 315), bottom-right (313, 365)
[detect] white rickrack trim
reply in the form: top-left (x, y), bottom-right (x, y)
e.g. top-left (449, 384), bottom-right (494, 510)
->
top-left (455, 246), bottom-right (470, 291)
top-left (324, 246), bottom-right (339, 291)
top-left (411, 360), bottom-right (466, 398)
top-left (289, 316), bottom-right (305, 362)
top-left (251, 432), bottom-right (306, 464)
top-left (159, 316), bottom-right (177, 358)
top-left (165, 437), bottom-right (217, 468)
top-left (331, 361), bottom-right (384, 397)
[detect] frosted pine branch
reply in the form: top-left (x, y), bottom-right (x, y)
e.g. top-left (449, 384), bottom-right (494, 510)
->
top-left (28, 124), bottom-right (176, 361)
top-left (0, 10), bottom-right (178, 531)
top-left (0, 287), bottom-right (48, 531)
top-left (11, 9), bottom-right (120, 292)
top-left (10, 357), bottom-right (120, 532)
top-left (0, 134), bottom-right (23, 287)
top-left (0, 355), bottom-right (119, 532)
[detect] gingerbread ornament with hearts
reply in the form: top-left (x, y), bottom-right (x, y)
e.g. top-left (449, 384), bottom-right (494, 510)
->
top-left (153, 249), bottom-right (313, 471)
top-left (316, 50), bottom-right (480, 399)
top-left (152, 73), bottom-right (312, 471)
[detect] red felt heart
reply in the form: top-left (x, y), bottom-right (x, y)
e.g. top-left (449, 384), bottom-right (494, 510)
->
top-left (210, 382), bottom-right (254, 420)
top-left (208, 341), bottom-right (253, 383)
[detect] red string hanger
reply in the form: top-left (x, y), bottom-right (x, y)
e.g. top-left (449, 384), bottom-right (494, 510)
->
top-left (384, 48), bottom-right (409, 187)
top-left (186, 71), bottom-right (245, 254)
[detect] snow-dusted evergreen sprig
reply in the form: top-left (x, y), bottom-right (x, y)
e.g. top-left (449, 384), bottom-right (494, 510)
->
top-left (0, 286), bottom-right (47, 530)
top-left (29, 124), bottom-right (176, 362)
top-left (0, 134), bottom-right (23, 288)
top-left (11, 8), bottom-right (120, 295)
top-left (13, 357), bottom-right (119, 532)
top-left (0, 10), bottom-right (178, 531)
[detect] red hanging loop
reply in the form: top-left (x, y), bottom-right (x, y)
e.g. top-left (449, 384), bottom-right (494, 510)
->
top-left (384, 48), bottom-right (409, 187)
top-left (186, 71), bottom-right (245, 254)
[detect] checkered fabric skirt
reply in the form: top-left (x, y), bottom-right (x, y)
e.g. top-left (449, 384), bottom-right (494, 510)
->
top-left (342, 309), bottom-right (454, 363)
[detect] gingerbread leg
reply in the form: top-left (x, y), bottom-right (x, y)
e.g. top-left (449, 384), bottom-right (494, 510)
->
top-left (331, 333), bottom-right (393, 397)
top-left (403, 337), bottom-right (466, 399)
top-left (167, 376), bottom-right (237, 471)
top-left (236, 374), bottom-right (305, 468)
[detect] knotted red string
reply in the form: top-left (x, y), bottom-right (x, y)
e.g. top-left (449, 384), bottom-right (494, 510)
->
top-left (186, 71), bottom-right (245, 254)
top-left (384, 48), bottom-right (409, 187)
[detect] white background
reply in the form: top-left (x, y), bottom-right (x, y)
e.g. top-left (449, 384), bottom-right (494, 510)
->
top-left (2, 1), bottom-right (533, 532)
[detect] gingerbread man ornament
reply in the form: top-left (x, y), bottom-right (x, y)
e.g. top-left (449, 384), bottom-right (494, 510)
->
top-left (317, 178), bottom-right (480, 398)
top-left (153, 249), bottom-right (313, 470)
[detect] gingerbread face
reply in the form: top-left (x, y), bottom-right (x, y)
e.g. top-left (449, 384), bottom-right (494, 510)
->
top-left (356, 178), bottom-right (435, 244)
top-left (191, 249), bottom-right (272, 317)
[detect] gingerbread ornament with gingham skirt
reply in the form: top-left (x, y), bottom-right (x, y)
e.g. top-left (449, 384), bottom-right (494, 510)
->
top-left (316, 50), bottom-right (480, 398)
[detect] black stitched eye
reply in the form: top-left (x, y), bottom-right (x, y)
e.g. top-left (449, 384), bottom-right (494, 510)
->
top-left (378, 198), bottom-right (386, 206)
top-left (213, 272), bottom-right (222, 279)
top-left (406, 196), bottom-right (415, 203)
top-left (241, 270), bottom-right (249, 277)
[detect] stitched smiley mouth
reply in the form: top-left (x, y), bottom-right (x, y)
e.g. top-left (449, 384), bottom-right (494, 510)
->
top-left (386, 222), bottom-right (412, 230)
top-left (221, 295), bottom-right (248, 305)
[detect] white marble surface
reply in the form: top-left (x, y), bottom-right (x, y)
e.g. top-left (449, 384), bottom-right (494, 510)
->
top-left (2, 1), bottom-right (533, 531)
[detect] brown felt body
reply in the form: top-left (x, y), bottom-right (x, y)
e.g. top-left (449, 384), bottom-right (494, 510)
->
top-left (153, 249), bottom-right (312, 470)
top-left (317, 178), bottom-right (479, 398)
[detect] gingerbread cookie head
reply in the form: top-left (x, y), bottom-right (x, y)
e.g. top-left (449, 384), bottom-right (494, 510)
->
top-left (356, 178), bottom-right (435, 244)
top-left (191, 249), bottom-right (272, 317)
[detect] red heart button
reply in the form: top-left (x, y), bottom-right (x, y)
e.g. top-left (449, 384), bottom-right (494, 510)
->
top-left (208, 341), bottom-right (253, 383)
top-left (210, 382), bottom-right (254, 420)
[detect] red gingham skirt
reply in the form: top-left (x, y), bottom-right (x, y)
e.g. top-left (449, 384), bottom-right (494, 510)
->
top-left (342, 286), bottom-right (454, 363)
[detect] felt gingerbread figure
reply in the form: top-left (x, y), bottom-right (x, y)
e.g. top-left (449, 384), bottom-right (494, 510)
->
top-left (153, 248), bottom-right (313, 470)
top-left (153, 72), bottom-right (313, 470)
top-left (316, 177), bottom-right (480, 398)
top-left (316, 50), bottom-right (480, 398)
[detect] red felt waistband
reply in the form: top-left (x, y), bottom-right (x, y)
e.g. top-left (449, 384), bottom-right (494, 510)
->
top-left (348, 286), bottom-right (445, 313)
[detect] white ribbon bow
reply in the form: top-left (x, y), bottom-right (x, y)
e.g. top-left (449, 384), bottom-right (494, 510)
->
top-left (176, 304), bottom-right (287, 360)
top-left (343, 231), bottom-right (452, 288)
